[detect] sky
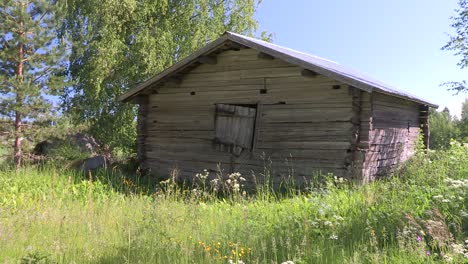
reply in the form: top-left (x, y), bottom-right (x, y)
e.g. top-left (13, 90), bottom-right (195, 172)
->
top-left (255, 0), bottom-right (468, 117)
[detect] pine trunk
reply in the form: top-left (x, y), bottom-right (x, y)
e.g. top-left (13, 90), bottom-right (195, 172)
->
top-left (14, 28), bottom-right (24, 171)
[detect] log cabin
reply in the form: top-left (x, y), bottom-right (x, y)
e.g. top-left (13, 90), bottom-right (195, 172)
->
top-left (119, 32), bottom-right (438, 184)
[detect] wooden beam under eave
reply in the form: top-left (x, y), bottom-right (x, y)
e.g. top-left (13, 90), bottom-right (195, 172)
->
top-left (198, 56), bottom-right (217, 65)
top-left (257, 52), bottom-right (274, 60)
top-left (419, 105), bottom-right (430, 149)
top-left (226, 42), bottom-right (246, 51)
top-left (166, 75), bottom-right (183, 85)
top-left (301, 69), bottom-right (318, 78)
top-left (132, 95), bottom-right (148, 105)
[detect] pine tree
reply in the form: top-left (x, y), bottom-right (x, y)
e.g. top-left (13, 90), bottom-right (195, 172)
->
top-left (0, 0), bottom-right (67, 169)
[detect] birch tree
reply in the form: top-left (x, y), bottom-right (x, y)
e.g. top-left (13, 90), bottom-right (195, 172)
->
top-left (61, 0), bottom-right (262, 153)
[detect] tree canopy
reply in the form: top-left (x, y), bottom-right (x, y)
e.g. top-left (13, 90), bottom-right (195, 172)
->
top-left (0, 0), bottom-right (67, 168)
top-left (60, 0), bottom-right (263, 153)
top-left (443, 0), bottom-right (468, 93)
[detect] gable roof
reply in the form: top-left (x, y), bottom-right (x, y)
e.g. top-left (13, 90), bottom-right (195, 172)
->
top-left (119, 32), bottom-right (438, 107)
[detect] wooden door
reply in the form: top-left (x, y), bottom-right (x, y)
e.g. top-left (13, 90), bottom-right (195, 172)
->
top-left (214, 104), bottom-right (257, 155)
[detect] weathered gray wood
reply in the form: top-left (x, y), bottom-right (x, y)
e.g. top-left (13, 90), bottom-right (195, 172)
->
top-left (137, 99), bottom-right (149, 170)
top-left (419, 105), bottom-right (429, 149)
top-left (131, 46), bottom-right (429, 185)
top-left (257, 52), bottom-right (275, 60)
top-left (301, 69), bottom-right (318, 78)
top-left (252, 102), bottom-right (263, 151)
top-left (361, 92), bottom-right (421, 182)
top-left (214, 104), bottom-right (256, 154)
top-left (197, 56), bottom-right (218, 65)
top-left (348, 86), bottom-right (362, 180)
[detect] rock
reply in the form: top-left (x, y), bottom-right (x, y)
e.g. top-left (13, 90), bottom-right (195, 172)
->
top-left (81, 155), bottom-right (108, 171)
top-left (33, 133), bottom-right (101, 156)
top-left (33, 140), bottom-right (52, 155)
top-left (71, 133), bottom-right (100, 155)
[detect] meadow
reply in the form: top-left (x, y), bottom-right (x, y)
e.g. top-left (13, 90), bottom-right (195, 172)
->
top-left (0, 143), bottom-right (467, 263)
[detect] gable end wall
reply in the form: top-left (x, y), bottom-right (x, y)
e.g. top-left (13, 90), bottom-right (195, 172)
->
top-left (140, 48), bottom-right (357, 185)
top-left (361, 92), bottom-right (421, 181)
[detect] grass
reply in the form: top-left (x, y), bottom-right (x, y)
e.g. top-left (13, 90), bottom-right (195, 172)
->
top-left (0, 142), bottom-right (467, 263)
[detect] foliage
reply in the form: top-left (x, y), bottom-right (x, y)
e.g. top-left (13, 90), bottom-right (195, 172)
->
top-left (0, 142), bottom-right (467, 263)
top-left (442, 0), bottom-right (468, 93)
top-left (429, 101), bottom-right (468, 149)
top-left (0, 0), bottom-right (68, 167)
top-left (460, 98), bottom-right (468, 142)
top-left (429, 108), bottom-right (460, 149)
top-left (59, 0), bottom-right (263, 154)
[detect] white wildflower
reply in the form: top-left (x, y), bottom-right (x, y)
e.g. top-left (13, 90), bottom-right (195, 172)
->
top-left (452, 243), bottom-right (465, 254)
top-left (329, 234), bottom-right (338, 240)
top-left (228, 260), bottom-right (245, 264)
top-left (334, 215), bottom-right (344, 221)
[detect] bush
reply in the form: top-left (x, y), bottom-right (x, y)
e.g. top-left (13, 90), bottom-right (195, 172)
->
top-left (0, 142), bottom-right (467, 263)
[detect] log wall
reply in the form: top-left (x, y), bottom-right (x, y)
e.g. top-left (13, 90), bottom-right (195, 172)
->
top-left (140, 48), bottom-right (356, 184)
top-left (136, 96), bottom-right (149, 170)
top-left (361, 92), bottom-right (421, 182)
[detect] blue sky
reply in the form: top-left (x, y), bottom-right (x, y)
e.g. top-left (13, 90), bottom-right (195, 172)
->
top-left (255, 0), bottom-right (468, 117)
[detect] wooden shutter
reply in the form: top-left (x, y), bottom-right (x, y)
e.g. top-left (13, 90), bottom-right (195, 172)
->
top-left (215, 104), bottom-right (256, 155)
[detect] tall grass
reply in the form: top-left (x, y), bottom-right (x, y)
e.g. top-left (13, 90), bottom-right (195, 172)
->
top-left (0, 142), bottom-right (467, 263)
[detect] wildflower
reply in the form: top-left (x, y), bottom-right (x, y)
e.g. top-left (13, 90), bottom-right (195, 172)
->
top-left (228, 260), bottom-right (245, 264)
top-left (334, 215), bottom-right (344, 221)
top-left (281, 261), bottom-right (295, 264)
top-left (329, 234), bottom-right (338, 240)
top-left (452, 243), bottom-right (465, 254)
top-left (417, 236), bottom-right (422, 242)
top-left (426, 250), bottom-right (431, 256)
top-left (443, 255), bottom-right (453, 262)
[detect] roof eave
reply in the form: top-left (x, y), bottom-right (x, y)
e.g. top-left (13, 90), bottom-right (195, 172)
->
top-left (119, 31), bottom-right (438, 108)
top-left (118, 34), bottom-right (231, 102)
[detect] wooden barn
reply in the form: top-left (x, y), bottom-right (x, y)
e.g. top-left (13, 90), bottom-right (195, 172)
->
top-left (119, 32), bottom-right (438, 183)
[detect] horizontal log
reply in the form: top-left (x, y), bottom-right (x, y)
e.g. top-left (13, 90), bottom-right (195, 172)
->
top-left (256, 141), bottom-right (351, 150)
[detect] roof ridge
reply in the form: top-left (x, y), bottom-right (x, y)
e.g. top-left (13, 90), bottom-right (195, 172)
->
top-left (119, 31), bottom-right (437, 107)
top-left (225, 31), bottom-right (341, 65)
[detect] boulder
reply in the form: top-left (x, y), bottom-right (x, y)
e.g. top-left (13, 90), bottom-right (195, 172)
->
top-left (71, 133), bottom-right (100, 155)
top-left (80, 155), bottom-right (108, 171)
top-left (33, 133), bottom-right (100, 156)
